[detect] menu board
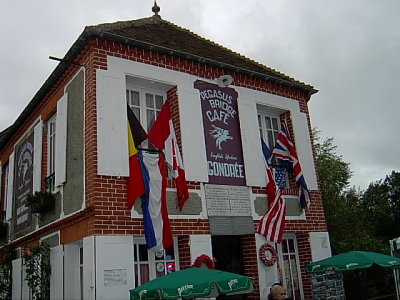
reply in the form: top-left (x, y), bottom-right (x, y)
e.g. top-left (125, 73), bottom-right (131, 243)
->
top-left (312, 270), bottom-right (345, 299)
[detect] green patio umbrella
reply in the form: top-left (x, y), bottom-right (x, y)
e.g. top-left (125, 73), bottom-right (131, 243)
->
top-left (129, 267), bottom-right (255, 299)
top-left (306, 251), bottom-right (400, 273)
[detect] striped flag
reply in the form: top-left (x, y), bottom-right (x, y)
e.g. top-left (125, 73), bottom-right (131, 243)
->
top-left (148, 100), bottom-right (189, 211)
top-left (127, 104), bottom-right (147, 209)
top-left (139, 152), bottom-right (173, 251)
top-left (272, 120), bottom-right (311, 209)
top-left (257, 139), bottom-right (286, 243)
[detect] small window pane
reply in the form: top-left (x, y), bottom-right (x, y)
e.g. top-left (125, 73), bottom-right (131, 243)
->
top-left (139, 245), bottom-right (148, 261)
top-left (282, 240), bottom-right (288, 253)
top-left (272, 117), bottom-right (279, 130)
top-left (133, 108), bottom-right (140, 120)
top-left (267, 132), bottom-right (274, 149)
top-left (258, 115), bottom-right (262, 127)
top-left (288, 239), bottom-right (295, 252)
top-left (165, 246), bottom-right (175, 260)
top-left (146, 93), bottom-right (154, 108)
top-left (155, 95), bottom-right (163, 109)
top-left (147, 110), bottom-right (155, 130)
top-left (131, 91), bottom-right (140, 106)
top-left (265, 117), bottom-right (272, 129)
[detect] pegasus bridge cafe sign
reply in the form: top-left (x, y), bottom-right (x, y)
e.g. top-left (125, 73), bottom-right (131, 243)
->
top-left (13, 131), bottom-right (34, 232)
top-left (194, 80), bottom-right (246, 186)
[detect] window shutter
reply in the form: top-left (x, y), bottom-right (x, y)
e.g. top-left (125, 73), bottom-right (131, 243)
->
top-left (83, 236), bottom-right (96, 300)
top-left (50, 245), bottom-right (64, 299)
top-left (64, 244), bottom-right (80, 299)
top-left (178, 88), bottom-right (209, 182)
top-left (309, 232), bottom-right (332, 261)
top-left (96, 69), bottom-right (129, 176)
top-left (55, 93), bottom-right (68, 187)
top-left (12, 258), bottom-right (22, 300)
top-left (237, 101), bottom-right (266, 187)
top-left (291, 112), bottom-right (318, 190)
top-left (189, 234), bottom-right (213, 265)
top-left (33, 121), bottom-right (43, 192)
top-left (5, 152), bottom-right (14, 221)
top-left (95, 236), bottom-right (134, 300)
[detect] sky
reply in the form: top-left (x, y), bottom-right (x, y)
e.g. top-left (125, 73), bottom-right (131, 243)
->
top-left (0, 0), bottom-right (399, 190)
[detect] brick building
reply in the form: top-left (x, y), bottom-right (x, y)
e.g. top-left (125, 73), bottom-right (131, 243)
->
top-left (0, 11), bottom-right (331, 300)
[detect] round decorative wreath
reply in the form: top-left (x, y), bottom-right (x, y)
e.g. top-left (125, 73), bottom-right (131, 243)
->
top-left (259, 243), bottom-right (277, 266)
top-left (193, 254), bottom-right (215, 269)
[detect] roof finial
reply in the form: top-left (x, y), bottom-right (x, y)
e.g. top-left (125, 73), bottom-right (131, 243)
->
top-left (152, 1), bottom-right (160, 16)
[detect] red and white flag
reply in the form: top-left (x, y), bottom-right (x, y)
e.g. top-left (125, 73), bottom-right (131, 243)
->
top-left (148, 101), bottom-right (189, 210)
top-left (257, 139), bottom-right (286, 243)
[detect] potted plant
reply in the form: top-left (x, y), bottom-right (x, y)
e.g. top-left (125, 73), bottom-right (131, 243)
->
top-left (0, 222), bottom-right (8, 240)
top-left (26, 190), bottom-right (55, 214)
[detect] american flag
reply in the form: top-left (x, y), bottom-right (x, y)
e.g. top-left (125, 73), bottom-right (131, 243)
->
top-left (272, 120), bottom-right (311, 209)
top-left (257, 139), bottom-right (286, 243)
top-left (274, 167), bottom-right (287, 189)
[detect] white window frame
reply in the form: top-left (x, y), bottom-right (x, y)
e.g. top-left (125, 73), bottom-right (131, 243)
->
top-left (258, 112), bottom-right (280, 152)
top-left (277, 234), bottom-right (304, 300)
top-left (133, 237), bottom-right (179, 288)
top-left (126, 85), bottom-right (166, 133)
top-left (47, 114), bottom-right (56, 192)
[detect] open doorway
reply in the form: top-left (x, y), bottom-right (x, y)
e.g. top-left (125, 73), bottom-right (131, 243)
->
top-left (212, 235), bottom-right (247, 300)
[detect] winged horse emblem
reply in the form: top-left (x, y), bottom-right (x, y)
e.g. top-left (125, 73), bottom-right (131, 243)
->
top-left (209, 125), bottom-right (233, 150)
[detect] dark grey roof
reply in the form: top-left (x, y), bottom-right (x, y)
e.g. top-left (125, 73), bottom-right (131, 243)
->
top-left (0, 15), bottom-right (317, 150)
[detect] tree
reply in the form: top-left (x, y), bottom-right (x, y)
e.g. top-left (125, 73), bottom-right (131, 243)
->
top-left (362, 171), bottom-right (400, 244)
top-left (313, 130), bottom-right (383, 253)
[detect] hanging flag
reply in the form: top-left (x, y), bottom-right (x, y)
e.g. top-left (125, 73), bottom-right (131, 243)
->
top-left (272, 120), bottom-right (311, 209)
top-left (257, 139), bottom-right (286, 243)
top-left (127, 104), bottom-right (148, 209)
top-left (139, 152), bottom-right (173, 251)
top-left (274, 167), bottom-right (287, 190)
top-left (148, 101), bottom-right (189, 211)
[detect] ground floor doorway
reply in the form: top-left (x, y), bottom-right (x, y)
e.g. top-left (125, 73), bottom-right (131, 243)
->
top-left (212, 235), bottom-right (247, 300)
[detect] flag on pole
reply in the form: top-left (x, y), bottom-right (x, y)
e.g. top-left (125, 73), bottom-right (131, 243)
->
top-left (148, 101), bottom-right (189, 211)
top-left (272, 120), bottom-right (311, 209)
top-left (139, 152), bottom-right (173, 251)
top-left (127, 104), bottom-right (148, 209)
top-left (257, 139), bottom-right (286, 243)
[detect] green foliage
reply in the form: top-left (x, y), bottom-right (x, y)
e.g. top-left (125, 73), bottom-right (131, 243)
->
top-left (361, 171), bottom-right (400, 246)
top-left (26, 190), bottom-right (55, 214)
top-left (313, 130), bottom-right (393, 254)
top-left (0, 244), bottom-right (16, 300)
top-left (23, 242), bottom-right (51, 300)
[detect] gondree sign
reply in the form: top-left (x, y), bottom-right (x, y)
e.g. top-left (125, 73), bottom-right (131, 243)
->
top-left (194, 80), bottom-right (246, 186)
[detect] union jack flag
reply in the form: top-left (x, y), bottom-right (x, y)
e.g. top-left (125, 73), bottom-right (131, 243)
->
top-left (272, 120), bottom-right (311, 209)
top-left (257, 139), bottom-right (286, 243)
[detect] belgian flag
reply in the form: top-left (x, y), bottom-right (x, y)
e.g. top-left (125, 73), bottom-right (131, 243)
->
top-left (127, 104), bottom-right (147, 209)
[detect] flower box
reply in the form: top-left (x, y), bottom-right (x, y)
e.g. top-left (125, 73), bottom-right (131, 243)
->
top-left (0, 222), bottom-right (8, 240)
top-left (26, 190), bottom-right (55, 214)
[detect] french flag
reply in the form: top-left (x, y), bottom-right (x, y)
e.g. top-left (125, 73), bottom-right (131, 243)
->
top-left (139, 152), bottom-right (173, 250)
top-left (148, 100), bottom-right (189, 211)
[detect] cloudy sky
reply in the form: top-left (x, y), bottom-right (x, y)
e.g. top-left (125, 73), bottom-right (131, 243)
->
top-left (1, 0), bottom-right (399, 190)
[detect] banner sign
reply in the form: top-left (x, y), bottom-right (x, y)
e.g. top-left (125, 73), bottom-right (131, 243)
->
top-left (13, 131), bottom-right (34, 231)
top-left (194, 80), bottom-right (246, 186)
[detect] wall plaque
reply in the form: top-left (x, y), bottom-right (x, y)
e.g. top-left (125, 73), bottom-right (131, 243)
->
top-left (205, 184), bottom-right (251, 216)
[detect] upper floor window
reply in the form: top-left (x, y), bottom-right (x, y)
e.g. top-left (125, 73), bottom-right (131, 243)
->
top-left (258, 113), bottom-right (280, 151)
top-left (47, 115), bottom-right (56, 191)
top-left (126, 88), bottom-right (165, 132)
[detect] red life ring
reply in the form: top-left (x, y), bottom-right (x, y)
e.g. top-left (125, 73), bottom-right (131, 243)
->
top-left (259, 243), bottom-right (277, 266)
top-left (193, 254), bottom-right (215, 269)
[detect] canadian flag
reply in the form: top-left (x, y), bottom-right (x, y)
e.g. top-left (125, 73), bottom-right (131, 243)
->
top-left (148, 100), bottom-right (190, 210)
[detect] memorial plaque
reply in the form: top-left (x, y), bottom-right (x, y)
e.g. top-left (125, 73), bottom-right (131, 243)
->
top-left (205, 184), bottom-right (251, 216)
